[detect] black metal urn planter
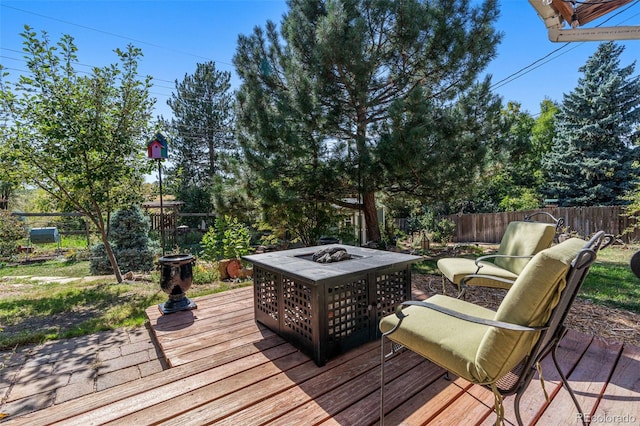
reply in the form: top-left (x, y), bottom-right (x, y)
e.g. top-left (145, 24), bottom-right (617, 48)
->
top-left (157, 254), bottom-right (197, 314)
top-left (631, 250), bottom-right (640, 278)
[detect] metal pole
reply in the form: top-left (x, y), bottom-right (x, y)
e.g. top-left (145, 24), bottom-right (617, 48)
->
top-left (158, 159), bottom-right (165, 255)
top-left (84, 216), bottom-right (91, 248)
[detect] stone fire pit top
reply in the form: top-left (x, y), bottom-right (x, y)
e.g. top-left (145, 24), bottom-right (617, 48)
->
top-left (243, 244), bottom-right (422, 284)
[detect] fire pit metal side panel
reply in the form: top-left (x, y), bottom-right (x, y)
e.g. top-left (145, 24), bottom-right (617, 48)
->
top-left (281, 276), bottom-right (316, 356)
top-left (325, 274), bottom-right (371, 355)
top-left (245, 246), bottom-right (421, 366)
top-left (374, 267), bottom-right (412, 329)
top-left (253, 267), bottom-right (280, 330)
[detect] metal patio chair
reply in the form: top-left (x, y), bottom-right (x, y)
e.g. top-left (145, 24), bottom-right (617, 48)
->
top-left (437, 212), bottom-right (562, 298)
top-left (379, 231), bottom-right (609, 426)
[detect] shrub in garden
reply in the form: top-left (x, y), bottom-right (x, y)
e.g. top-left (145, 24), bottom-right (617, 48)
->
top-left (408, 207), bottom-right (456, 245)
top-left (432, 218), bottom-right (456, 244)
top-left (0, 210), bottom-right (27, 257)
top-left (90, 206), bottom-right (157, 274)
top-left (200, 215), bottom-right (252, 261)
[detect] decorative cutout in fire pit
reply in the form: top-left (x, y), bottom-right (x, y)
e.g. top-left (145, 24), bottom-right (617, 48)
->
top-left (312, 246), bottom-right (352, 263)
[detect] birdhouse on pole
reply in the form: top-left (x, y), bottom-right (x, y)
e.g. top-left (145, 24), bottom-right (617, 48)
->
top-left (147, 133), bottom-right (168, 159)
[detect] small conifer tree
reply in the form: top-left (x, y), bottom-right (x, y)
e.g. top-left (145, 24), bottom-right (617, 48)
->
top-left (90, 206), bottom-right (156, 274)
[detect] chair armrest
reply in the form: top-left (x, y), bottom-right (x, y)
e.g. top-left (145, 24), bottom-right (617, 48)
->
top-left (396, 300), bottom-right (547, 332)
top-left (474, 254), bottom-right (534, 271)
top-left (524, 211), bottom-right (565, 230)
top-left (461, 274), bottom-right (515, 287)
top-left (600, 234), bottom-right (615, 250)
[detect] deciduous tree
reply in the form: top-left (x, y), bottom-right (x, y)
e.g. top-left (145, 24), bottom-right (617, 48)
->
top-left (0, 27), bottom-right (154, 282)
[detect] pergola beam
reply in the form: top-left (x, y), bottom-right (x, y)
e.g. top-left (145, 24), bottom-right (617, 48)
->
top-left (549, 25), bottom-right (640, 41)
top-left (550, 0), bottom-right (576, 27)
top-left (529, 0), bottom-right (640, 42)
top-left (576, 0), bottom-right (634, 26)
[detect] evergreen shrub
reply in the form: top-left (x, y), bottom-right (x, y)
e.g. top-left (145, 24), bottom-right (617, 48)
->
top-left (90, 206), bottom-right (157, 274)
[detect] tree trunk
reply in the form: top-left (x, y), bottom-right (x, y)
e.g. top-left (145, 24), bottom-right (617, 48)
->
top-left (362, 191), bottom-right (380, 243)
top-left (99, 229), bottom-right (123, 283)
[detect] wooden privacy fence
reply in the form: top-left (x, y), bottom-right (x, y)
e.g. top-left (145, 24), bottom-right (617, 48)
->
top-left (445, 206), bottom-right (640, 244)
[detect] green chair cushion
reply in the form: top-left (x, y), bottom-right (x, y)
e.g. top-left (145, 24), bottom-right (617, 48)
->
top-left (379, 294), bottom-right (497, 384)
top-left (436, 258), bottom-right (519, 288)
top-left (478, 238), bottom-right (587, 380)
top-left (493, 221), bottom-right (556, 274)
top-left (436, 221), bottom-right (556, 289)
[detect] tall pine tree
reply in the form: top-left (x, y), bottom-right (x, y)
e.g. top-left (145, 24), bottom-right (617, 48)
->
top-left (542, 42), bottom-right (640, 206)
top-left (234, 0), bottom-right (501, 243)
top-left (164, 62), bottom-right (237, 216)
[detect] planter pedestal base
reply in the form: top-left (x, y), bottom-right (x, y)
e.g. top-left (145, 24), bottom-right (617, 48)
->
top-left (159, 293), bottom-right (197, 314)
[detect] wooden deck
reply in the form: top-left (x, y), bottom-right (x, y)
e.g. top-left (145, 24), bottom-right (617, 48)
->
top-left (8, 286), bottom-right (640, 425)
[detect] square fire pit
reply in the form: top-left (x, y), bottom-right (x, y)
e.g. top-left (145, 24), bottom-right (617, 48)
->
top-left (243, 244), bottom-right (422, 366)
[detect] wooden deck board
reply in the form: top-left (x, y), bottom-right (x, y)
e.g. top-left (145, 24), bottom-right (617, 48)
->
top-left (160, 343), bottom-right (383, 425)
top-left (593, 344), bottom-right (640, 422)
top-left (65, 344), bottom-right (304, 426)
top-left (310, 357), bottom-right (437, 426)
top-left (430, 382), bottom-right (495, 425)
top-left (384, 376), bottom-right (473, 425)
top-left (482, 328), bottom-right (594, 426)
top-left (6, 286), bottom-right (639, 426)
top-left (214, 343), bottom-right (391, 425)
top-left (539, 335), bottom-right (624, 425)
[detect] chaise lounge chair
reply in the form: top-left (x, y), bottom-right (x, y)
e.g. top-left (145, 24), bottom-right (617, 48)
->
top-left (437, 214), bottom-right (561, 298)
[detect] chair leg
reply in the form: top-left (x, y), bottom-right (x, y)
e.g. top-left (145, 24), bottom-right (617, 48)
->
top-left (380, 309), bottom-right (410, 426)
top-left (457, 283), bottom-right (467, 300)
top-left (513, 391), bottom-right (525, 426)
top-left (380, 334), bottom-right (387, 426)
top-left (551, 344), bottom-right (586, 426)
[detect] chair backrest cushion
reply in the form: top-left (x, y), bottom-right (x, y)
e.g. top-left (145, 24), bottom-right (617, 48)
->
top-left (494, 221), bottom-right (556, 274)
top-left (475, 237), bottom-right (587, 381)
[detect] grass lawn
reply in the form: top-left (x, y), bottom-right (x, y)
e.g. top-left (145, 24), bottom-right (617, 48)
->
top-left (0, 257), bottom-right (250, 350)
top-left (582, 244), bottom-right (640, 312)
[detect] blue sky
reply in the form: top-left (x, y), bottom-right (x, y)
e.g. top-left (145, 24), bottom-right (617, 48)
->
top-left (2, 0), bottom-right (640, 120)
